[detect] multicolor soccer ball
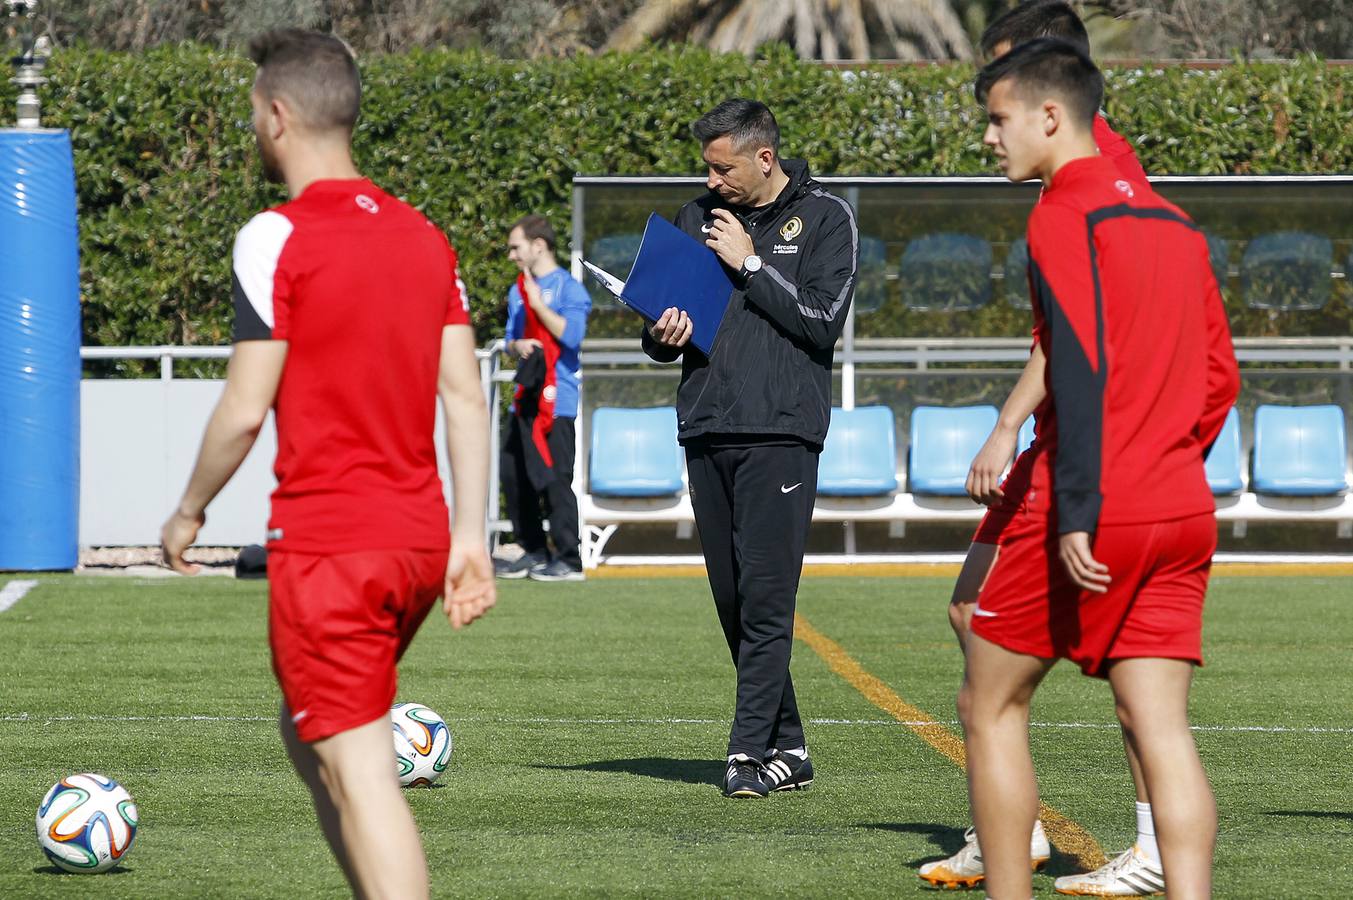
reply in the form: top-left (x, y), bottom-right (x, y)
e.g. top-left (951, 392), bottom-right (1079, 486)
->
top-left (391, 702), bottom-right (452, 787)
top-left (35, 773), bottom-right (138, 873)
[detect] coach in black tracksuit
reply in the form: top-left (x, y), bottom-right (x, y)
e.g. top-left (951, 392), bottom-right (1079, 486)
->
top-left (642, 99), bottom-right (857, 798)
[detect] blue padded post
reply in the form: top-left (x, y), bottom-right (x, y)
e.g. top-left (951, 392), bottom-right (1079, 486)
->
top-left (1204, 407), bottom-right (1244, 495)
top-left (908, 405), bottom-right (999, 495)
top-left (1251, 405), bottom-right (1348, 495)
top-left (588, 406), bottom-right (684, 497)
top-left (0, 130), bottom-right (80, 570)
top-left (818, 406), bottom-right (898, 496)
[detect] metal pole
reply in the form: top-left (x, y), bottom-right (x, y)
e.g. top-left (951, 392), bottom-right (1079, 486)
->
top-left (7, 2), bottom-right (49, 129)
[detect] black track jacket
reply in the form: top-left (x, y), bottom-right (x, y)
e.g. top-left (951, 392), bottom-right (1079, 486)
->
top-left (640, 160), bottom-right (858, 448)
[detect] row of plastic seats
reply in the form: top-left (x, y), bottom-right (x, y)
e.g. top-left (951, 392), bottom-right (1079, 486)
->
top-left (590, 404), bottom-right (1350, 499)
top-left (588, 230), bottom-right (1338, 313)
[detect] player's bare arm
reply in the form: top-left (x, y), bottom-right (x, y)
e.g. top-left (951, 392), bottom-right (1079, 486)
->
top-left (437, 323), bottom-right (496, 629)
top-left (967, 343), bottom-right (1046, 505)
top-left (160, 341), bottom-right (287, 575)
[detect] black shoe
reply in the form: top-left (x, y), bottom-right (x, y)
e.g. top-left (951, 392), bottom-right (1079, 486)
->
top-left (528, 558), bottom-right (585, 582)
top-left (494, 551), bottom-right (546, 580)
top-left (762, 749), bottom-right (813, 792)
top-left (722, 757), bottom-right (768, 798)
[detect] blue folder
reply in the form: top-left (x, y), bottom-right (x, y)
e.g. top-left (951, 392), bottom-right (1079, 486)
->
top-left (583, 213), bottom-right (734, 356)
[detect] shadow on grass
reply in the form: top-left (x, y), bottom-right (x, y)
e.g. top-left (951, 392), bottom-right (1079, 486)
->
top-left (1266, 810), bottom-right (1353, 823)
top-left (858, 822), bottom-right (966, 865)
top-left (33, 865), bottom-right (134, 875)
top-left (535, 757), bottom-right (722, 786)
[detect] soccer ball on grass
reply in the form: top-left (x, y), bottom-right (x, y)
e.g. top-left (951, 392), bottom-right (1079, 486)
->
top-left (390, 702), bottom-right (452, 787)
top-left (35, 773), bottom-right (138, 873)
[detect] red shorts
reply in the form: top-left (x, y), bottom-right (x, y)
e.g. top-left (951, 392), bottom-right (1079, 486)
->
top-left (970, 511), bottom-right (1216, 677)
top-left (268, 548), bottom-right (447, 743)
top-left (972, 447), bottom-right (1036, 546)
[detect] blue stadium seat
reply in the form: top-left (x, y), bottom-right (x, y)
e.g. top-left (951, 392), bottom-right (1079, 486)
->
top-left (1204, 407), bottom-right (1243, 495)
top-left (1240, 232), bottom-right (1332, 310)
top-left (584, 233), bottom-right (641, 307)
top-left (899, 233), bottom-right (993, 311)
top-left (853, 236), bottom-right (889, 314)
top-left (589, 406), bottom-right (684, 497)
top-left (1017, 415), bottom-right (1036, 456)
top-left (1003, 238), bottom-right (1031, 310)
top-left (909, 405), bottom-right (1000, 495)
top-left (818, 406), bottom-right (898, 496)
top-left (1251, 405), bottom-right (1348, 495)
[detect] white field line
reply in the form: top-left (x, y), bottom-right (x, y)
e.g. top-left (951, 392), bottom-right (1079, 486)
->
top-left (0, 579), bottom-right (38, 613)
top-left (0, 713), bottom-right (1348, 734)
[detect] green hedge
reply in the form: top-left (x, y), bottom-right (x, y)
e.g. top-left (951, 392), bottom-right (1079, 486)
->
top-left (2, 44), bottom-right (1351, 360)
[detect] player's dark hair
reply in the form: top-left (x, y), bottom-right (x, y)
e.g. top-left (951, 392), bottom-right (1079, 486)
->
top-left (980, 1), bottom-right (1090, 58)
top-left (249, 29), bottom-right (360, 134)
top-left (975, 37), bottom-right (1103, 128)
top-left (512, 214), bottom-right (557, 251)
top-left (691, 99), bottom-right (780, 157)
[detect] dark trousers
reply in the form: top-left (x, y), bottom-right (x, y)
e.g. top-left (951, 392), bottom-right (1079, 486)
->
top-left (685, 440), bottom-right (818, 760)
top-left (501, 415), bottom-right (581, 569)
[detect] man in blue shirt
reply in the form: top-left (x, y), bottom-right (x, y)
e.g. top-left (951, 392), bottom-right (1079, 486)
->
top-left (496, 214), bottom-right (592, 582)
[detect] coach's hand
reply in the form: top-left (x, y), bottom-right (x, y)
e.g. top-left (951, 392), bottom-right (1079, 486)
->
top-left (966, 426), bottom-right (1018, 506)
top-left (160, 508), bottom-right (206, 575)
top-left (1059, 531), bottom-right (1110, 594)
top-left (649, 307), bottom-right (693, 348)
top-left (444, 542), bottom-right (496, 630)
top-left (704, 209), bottom-right (756, 271)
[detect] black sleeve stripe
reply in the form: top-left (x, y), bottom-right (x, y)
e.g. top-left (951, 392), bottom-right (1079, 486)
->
top-left (1031, 256), bottom-right (1104, 534)
top-left (231, 268), bottom-right (273, 341)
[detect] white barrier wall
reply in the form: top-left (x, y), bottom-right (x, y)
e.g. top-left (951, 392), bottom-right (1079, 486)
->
top-left (80, 380), bottom-right (456, 546)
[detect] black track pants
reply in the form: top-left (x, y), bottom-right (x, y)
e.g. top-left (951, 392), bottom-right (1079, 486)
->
top-left (685, 441), bottom-right (818, 760)
top-left (501, 415), bottom-right (581, 569)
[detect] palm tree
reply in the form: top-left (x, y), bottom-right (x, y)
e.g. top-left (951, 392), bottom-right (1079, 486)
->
top-left (605, 0), bottom-right (973, 60)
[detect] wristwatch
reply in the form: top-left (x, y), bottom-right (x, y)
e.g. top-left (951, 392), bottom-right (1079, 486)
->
top-left (739, 254), bottom-right (763, 284)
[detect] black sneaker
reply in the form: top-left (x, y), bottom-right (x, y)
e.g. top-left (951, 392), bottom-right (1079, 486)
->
top-left (528, 558), bottom-right (585, 582)
top-left (494, 551), bottom-right (546, 580)
top-left (762, 749), bottom-right (813, 792)
top-left (722, 757), bottom-right (768, 798)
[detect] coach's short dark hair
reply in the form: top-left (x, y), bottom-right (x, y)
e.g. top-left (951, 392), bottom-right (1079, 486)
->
top-left (512, 214), bottom-right (556, 251)
top-left (691, 99), bottom-right (780, 156)
top-left (980, 1), bottom-right (1090, 58)
top-left (975, 37), bottom-right (1103, 127)
top-left (249, 29), bottom-right (360, 134)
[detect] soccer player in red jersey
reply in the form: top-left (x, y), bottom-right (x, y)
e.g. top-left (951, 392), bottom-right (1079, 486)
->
top-left (159, 30), bottom-right (494, 899)
top-left (920, 4), bottom-right (1166, 893)
top-left (956, 39), bottom-right (1239, 900)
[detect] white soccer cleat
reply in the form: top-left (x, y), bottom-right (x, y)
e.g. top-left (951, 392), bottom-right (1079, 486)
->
top-left (1053, 846), bottom-right (1165, 896)
top-left (917, 820), bottom-right (1051, 889)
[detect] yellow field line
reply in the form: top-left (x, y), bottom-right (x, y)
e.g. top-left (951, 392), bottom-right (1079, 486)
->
top-left (793, 612), bottom-right (1108, 872)
top-left (590, 562), bottom-right (1353, 579)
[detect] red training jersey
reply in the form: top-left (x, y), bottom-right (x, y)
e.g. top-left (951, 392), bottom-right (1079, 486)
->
top-left (1022, 156), bottom-right (1239, 534)
top-left (1093, 114), bottom-right (1149, 187)
top-left (231, 178), bottom-right (472, 554)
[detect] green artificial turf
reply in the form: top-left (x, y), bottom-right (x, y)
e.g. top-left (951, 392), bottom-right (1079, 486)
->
top-left (0, 573), bottom-right (1347, 897)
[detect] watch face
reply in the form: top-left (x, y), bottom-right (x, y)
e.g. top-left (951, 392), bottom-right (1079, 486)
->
top-left (745, 255), bottom-right (763, 272)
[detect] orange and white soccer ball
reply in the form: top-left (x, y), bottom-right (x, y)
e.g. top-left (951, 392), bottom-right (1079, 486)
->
top-left (36, 773), bottom-right (138, 873)
top-left (391, 702), bottom-right (453, 787)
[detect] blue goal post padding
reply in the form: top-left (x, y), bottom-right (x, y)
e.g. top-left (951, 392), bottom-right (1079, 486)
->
top-left (0, 130), bottom-right (80, 570)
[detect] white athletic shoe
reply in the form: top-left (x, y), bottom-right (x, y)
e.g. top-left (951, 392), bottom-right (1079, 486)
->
top-left (917, 820), bottom-right (1051, 889)
top-left (1053, 846), bottom-right (1165, 896)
